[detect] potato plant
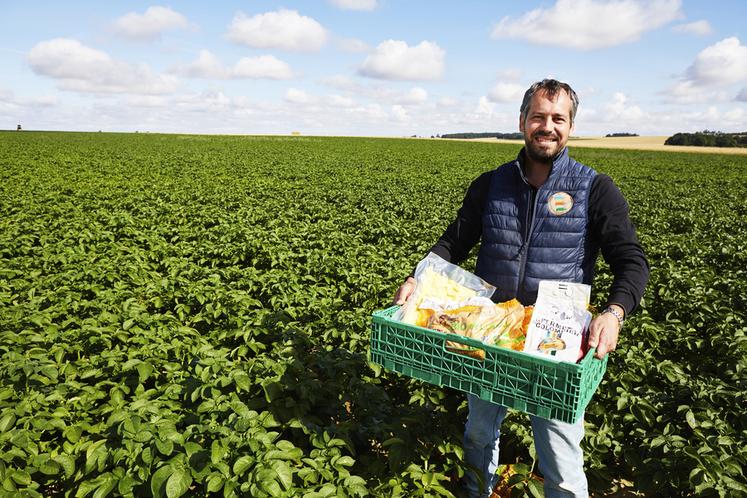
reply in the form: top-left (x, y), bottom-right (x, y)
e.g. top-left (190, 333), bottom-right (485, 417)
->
top-left (0, 132), bottom-right (744, 497)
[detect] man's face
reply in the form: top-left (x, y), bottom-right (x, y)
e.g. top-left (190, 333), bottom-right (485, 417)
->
top-left (519, 89), bottom-right (575, 162)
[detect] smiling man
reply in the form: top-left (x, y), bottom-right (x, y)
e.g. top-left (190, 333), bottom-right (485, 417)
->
top-left (394, 79), bottom-right (649, 497)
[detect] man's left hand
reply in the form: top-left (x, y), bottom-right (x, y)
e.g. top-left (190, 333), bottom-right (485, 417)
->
top-left (587, 305), bottom-right (623, 359)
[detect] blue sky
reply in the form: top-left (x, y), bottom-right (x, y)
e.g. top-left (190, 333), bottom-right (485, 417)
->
top-left (2, 0), bottom-right (746, 136)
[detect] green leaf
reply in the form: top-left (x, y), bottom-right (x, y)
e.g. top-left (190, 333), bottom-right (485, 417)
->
top-left (39, 457), bottom-right (62, 475)
top-left (10, 470), bottom-right (31, 486)
top-left (206, 473), bottom-right (224, 493)
top-left (270, 460), bottom-right (293, 490)
top-left (166, 468), bottom-right (192, 498)
top-left (117, 473), bottom-right (138, 496)
top-left (55, 454), bottom-right (76, 478)
top-left (65, 425), bottom-right (83, 443)
top-left (75, 479), bottom-right (100, 498)
top-left (0, 412), bottom-right (16, 432)
top-left (233, 371), bottom-right (251, 391)
top-left (156, 438), bottom-right (174, 456)
top-left (527, 479), bottom-right (544, 498)
top-left (211, 440), bottom-right (226, 464)
top-left (151, 465), bottom-right (174, 498)
top-left (685, 410), bottom-right (698, 429)
top-left (232, 456), bottom-right (254, 476)
top-left (92, 475), bottom-right (117, 498)
top-left (137, 362), bottom-right (154, 384)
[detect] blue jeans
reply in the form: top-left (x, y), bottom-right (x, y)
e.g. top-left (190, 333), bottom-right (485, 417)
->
top-left (463, 394), bottom-right (588, 498)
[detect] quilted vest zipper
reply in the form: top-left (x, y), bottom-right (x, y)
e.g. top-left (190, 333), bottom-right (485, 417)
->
top-left (516, 185), bottom-right (539, 301)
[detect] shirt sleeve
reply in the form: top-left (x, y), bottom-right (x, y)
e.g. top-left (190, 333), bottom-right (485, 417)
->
top-left (589, 174), bottom-right (650, 316)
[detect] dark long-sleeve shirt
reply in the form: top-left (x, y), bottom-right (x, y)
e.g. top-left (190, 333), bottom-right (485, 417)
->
top-left (426, 165), bottom-right (649, 317)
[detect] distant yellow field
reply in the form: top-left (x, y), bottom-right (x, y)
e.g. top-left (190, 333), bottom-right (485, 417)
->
top-left (475, 135), bottom-right (747, 155)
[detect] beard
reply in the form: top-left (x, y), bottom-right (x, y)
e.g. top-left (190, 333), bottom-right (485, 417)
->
top-left (524, 132), bottom-right (564, 162)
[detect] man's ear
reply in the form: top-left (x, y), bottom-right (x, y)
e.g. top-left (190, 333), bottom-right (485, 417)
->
top-left (570, 121), bottom-right (576, 135)
top-left (519, 115), bottom-right (525, 133)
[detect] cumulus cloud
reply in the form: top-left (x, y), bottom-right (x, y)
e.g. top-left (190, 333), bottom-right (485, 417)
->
top-left (0, 89), bottom-right (58, 110)
top-left (284, 88), bottom-right (315, 104)
top-left (605, 92), bottom-right (644, 121)
top-left (329, 0), bottom-right (377, 11)
top-left (179, 50), bottom-right (228, 79)
top-left (491, 0), bottom-right (683, 50)
top-left (113, 6), bottom-right (189, 41)
top-left (395, 87), bottom-right (428, 105)
top-left (488, 82), bottom-right (524, 103)
top-left (685, 37), bottom-right (747, 87)
top-left (226, 9), bottom-right (327, 52)
top-left (391, 104), bottom-right (409, 122)
top-left (327, 94), bottom-right (356, 108)
top-left (233, 56), bottom-right (293, 79)
top-left (28, 38), bottom-right (178, 95)
top-left (672, 20), bottom-right (713, 36)
top-left (359, 40), bottom-right (444, 80)
top-left (476, 96), bottom-right (496, 116)
top-left (177, 50), bottom-right (293, 80)
top-left (437, 96), bottom-right (459, 107)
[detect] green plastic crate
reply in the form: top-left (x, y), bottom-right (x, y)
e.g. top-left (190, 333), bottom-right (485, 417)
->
top-left (369, 306), bottom-right (607, 424)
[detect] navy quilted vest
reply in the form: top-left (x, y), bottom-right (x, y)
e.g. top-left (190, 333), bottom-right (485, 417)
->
top-left (475, 148), bottom-right (598, 305)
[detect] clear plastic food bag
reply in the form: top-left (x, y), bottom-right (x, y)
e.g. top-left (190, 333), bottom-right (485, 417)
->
top-left (393, 252), bottom-right (496, 325)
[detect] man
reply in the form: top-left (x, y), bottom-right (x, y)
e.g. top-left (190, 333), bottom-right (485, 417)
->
top-left (393, 79), bottom-right (649, 498)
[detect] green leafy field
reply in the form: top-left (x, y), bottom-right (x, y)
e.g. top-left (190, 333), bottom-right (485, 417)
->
top-left (1, 132), bottom-right (745, 497)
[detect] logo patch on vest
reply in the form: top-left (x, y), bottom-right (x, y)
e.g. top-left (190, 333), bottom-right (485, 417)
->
top-left (548, 192), bottom-right (573, 215)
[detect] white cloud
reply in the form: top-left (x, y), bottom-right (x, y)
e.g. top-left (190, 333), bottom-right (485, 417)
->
top-left (476, 96), bottom-right (496, 115)
top-left (113, 6), bottom-right (189, 41)
top-left (125, 95), bottom-right (170, 108)
top-left (605, 92), bottom-right (644, 121)
top-left (320, 74), bottom-right (361, 92)
top-left (327, 94), bottom-right (356, 107)
top-left (233, 56), bottom-right (293, 80)
top-left (663, 81), bottom-right (729, 104)
top-left (169, 91), bottom-right (237, 114)
top-left (226, 9), bottom-right (327, 52)
top-left (685, 37), bottom-right (747, 87)
top-left (177, 51), bottom-right (293, 80)
top-left (359, 40), bottom-right (445, 80)
top-left (737, 88), bottom-right (747, 102)
top-left (391, 104), bottom-right (409, 122)
top-left (437, 96), bottom-right (459, 107)
top-left (491, 0), bottom-right (683, 50)
top-left (284, 88), bottom-right (315, 104)
top-left (28, 38), bottom-right (178, 95)
top-left (488, 82), bottom-right (524, 103)
top-left (0, 89), bottom-right (58, 108)
top-left (180, 50), bottom-right (229, 79)
top-left (395, 87), bottom-right (428, 105)
top-left (672, 20), bottom-right (713, 36)
top-left (329, 0), bottom-right (377, 11)
top-left (724, 107), bottom-right (747, 122)
top-left (337, 37), bottom-right (371, 53)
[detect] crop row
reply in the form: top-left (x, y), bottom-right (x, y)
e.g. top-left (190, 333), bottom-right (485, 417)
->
top-left (0, 132), bottom-right (745, 497)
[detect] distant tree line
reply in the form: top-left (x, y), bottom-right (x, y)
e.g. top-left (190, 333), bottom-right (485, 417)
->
top-left (440, 132), bottom-right (524, 139)
top-left (665, 130), bottom-right (747, 148)
top-left (605, 132), bottom-right (639, 137)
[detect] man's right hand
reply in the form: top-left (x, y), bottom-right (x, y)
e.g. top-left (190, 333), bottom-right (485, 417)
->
top-left (393, 277), bottom-right (416, 305)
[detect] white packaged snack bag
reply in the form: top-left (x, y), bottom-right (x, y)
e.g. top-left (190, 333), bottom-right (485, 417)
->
top-left (523, 281), bottom-right (592, 363)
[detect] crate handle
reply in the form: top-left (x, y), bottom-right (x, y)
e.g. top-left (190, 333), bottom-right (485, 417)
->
top-left (442, 335), bottom-right (486, 361)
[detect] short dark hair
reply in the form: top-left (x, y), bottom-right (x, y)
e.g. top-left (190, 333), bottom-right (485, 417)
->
top-left (520, 79), bottom-right (579, 124)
